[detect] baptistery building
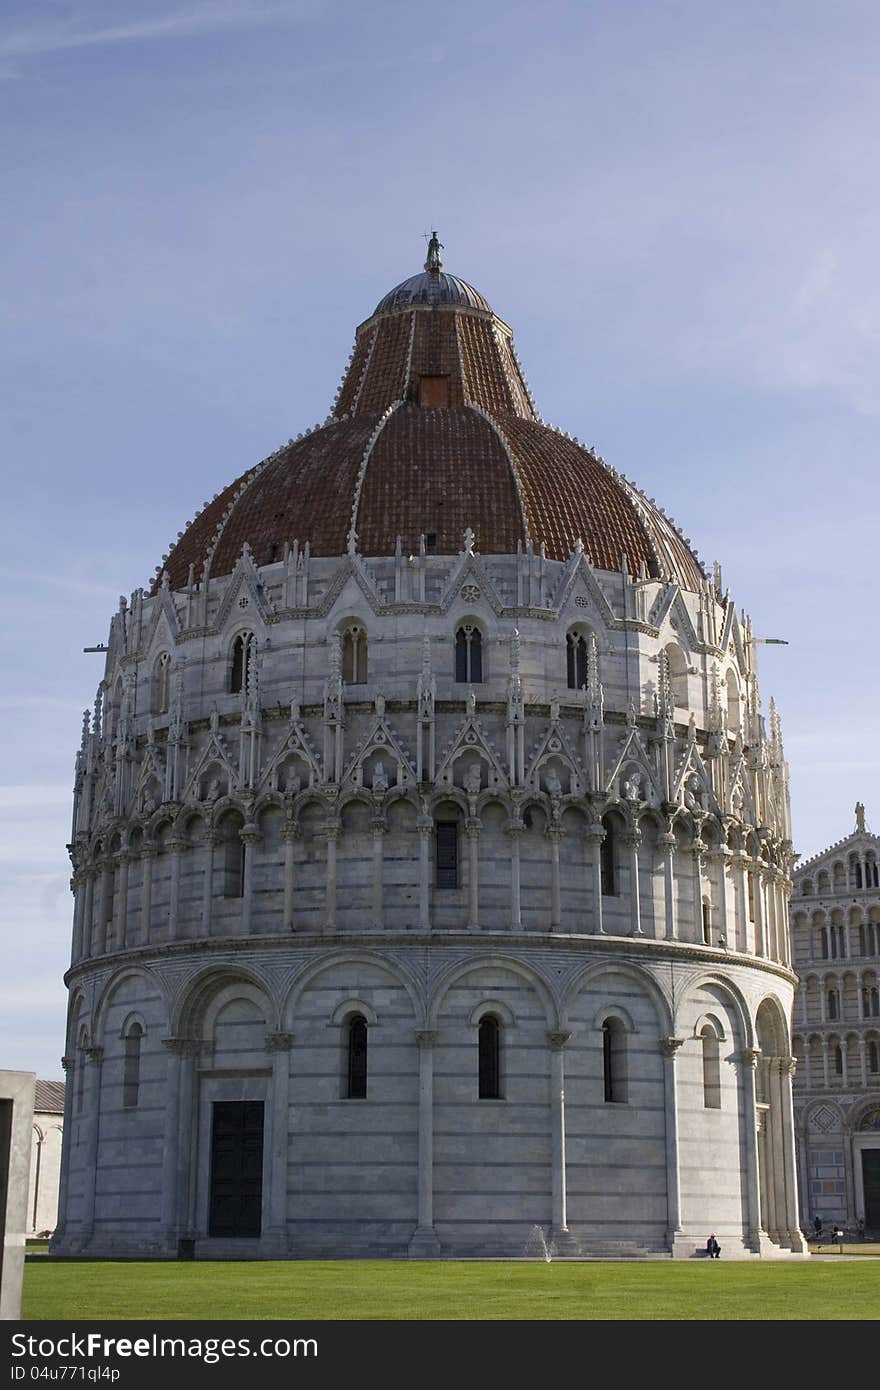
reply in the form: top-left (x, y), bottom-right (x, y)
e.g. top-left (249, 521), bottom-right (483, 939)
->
top-left (54, 241), bottom-right (806, 1259)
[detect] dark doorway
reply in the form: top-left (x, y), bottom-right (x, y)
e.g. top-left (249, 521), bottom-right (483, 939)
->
top-left (863, 1149), bottom-right (880, 1230)
top-left (208, 1101), bottom-right (264, 1237)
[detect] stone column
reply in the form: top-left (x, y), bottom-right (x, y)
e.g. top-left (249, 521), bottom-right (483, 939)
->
top-left (738, 1048), bottom-right (763, 1251)
top-left (160, 1037), bottom-right (198, 1252)
top-left (265, 1032), bottom-right (293, 1255)
top-left (52, 1055), bottom-right (77, 1248)
top-left (659, 833), bottom-right (677, 941)
top-left (734, 854), bottom-right (749, 953)
top-left (202, 831), bottom-right (218, 936)
top-left (546, 825), bottom-right (563, 931)
top-left (79, 1045), bottom-right (104, 1247)
top-left (465, 818), bottom-right (480, 931)
top-left (71, 873), bottom-right (86, 961)
top-left (409, 1030), bottom-right (441, 1256)
top-left (167, 837), bottom-right (185, 939)
top-left (690, 842), bottom-right (704, 945)
top-left (324, 820), bottom-right (339, 933)
top-left (778, 1057), bottom-right (806, 1251)
top-left (754, 864), bottom-right (767, 956)
top-left (505, 820), bottom-right (523, 930)
top-left (114, 852), bottom-right (129, 950)
top-left (547, 1032), bottom-right (571, 1238)
top-left (240, 824), bottom-right (261, 936)
top-left (624, 830), bottom-right (643, 937)
top-left (585, 824), bottom-right (605, 935)
top-left (859, 1038), bottom-right (868, 1088)
top-left (767, 1059), bottom-right (786, 1243)
top-left (89, 865), bottom-right (104, 956)
top-left (821, 1037), bottom-right (830, 1089)
top-left (370, 816), bottom-right (386, 929)
top-left (282, 821), bottom-right (299, 932)
top-left (710, 848), bottom-right (730, 945)
top-left (140, 846), bottom-right (153, 945)
top-left (660, 1038), bottom-right (685, 1252)
top-left (417, 816), bottom-right (432, 930)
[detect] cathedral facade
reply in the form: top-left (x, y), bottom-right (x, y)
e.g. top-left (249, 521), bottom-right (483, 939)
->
top-left (791, 806), bottom-right (880, 1234)
top-left (53, 247), bottom-right (806, 1259)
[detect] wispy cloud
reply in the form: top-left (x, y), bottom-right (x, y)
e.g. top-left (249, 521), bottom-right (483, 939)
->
top-left (0, 1), bottom-right (319, 60)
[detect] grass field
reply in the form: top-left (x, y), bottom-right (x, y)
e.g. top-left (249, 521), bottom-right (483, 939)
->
top-left (21, 1257), bottom-right (880, 1321)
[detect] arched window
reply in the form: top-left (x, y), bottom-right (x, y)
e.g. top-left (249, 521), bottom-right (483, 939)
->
top-left (602, 1018), bottom-right (627, 1103)
top-left (123, 1022), bottom-right (143, 1108)
top-left (230, 633), bottom-right (254, 694)
top-left (827, 988), bottom-right (839, 1020)
top-left (664, 643), bottom-right (689, 710)
top-left (863, 986), bottom-right (880, 1018)
top-left (435, 821), bottom-right (459, 889)
top-left (455, 624), bottom-right (483, 683)
top-left (725, 669), bottom-right (741, 733)
top-left (802, 880), bottom-right (813, 897)
top-left (600, 819), bottom-right (616, 897)
top-left (346, 1015), bottom-right (367, 1099)
top-left (478, 1015), bottom-right (501, 1099)
top-left (341, 623), bottom-right (368, 685)
top-left (869, 1040), bottom-right (879, 1074)
top-left (862, 923), bottom-right (879, 956)
top-left (833, 1043), bottom-right (843, 1076)
top-left (701, 1026), bottom-right (721, 1109)
top-left (152, 653), bottom-right (171, 715)
top-left (566, 629), bottom-right (589, 690)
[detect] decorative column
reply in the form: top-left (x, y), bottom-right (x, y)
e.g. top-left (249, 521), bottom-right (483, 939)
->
top-left (160, 1037), bottom-right (199, 1252)
top-left (52, 1055), bottom-right (77, 1248)
top-left (754, 863), bottom-right (767, 956)
top-left (370, 816), bottom-right (386, 929)
top-left (767, 1059), bottom-right (786, 1243)
top-left (659, 832), bottom-right (677, 941)
top-left (738, 1048), bottom-right (763, 1252)
top-left (71, 871), bottom-right (86, 961)
top-left (78, 1046), bottom-right (104, 1248)
top-left (140, 845), bottom-right (153, 945)
top-left (240, 823), bottom-right (261, 936)
top-left (690, 841), bottom-right (704, 945)
top-left (505, 820), bottom-right (523, 931)
top-left (465, 818), bottom-right (480, 931)
top-left (546, 824), bottom-right (563, 931)
top-left (709, 848), bottom-right (730, 945)
top-left (264, 1032), bottom-right (293, 1255)
top-left (409, 1030), bottom-right (441, 1256)
top-left (202, 831), bottom-right (218, 936)
top-left (167, 837), bottom-right (185, 939)
top-left (859, 1038), bottom-right (868, 1088)
top-left (624, 830), bottom-right (643, 937)
top-left (282, 820), bottom-right (299, 932)
top-left (89, 865), bottom-right (104, 956)
top-left (547, 1031), bottom-right (571, 1239)
top-left (821, 1037), bottom-right (830, 1089)
top-left (324, 819), bottom-right (340, 933)
top-left (778, 1057), bottom-right (807, 1251)
top-left (417, 816), bottom-right (432, 930)
top-left (114, 851), bottom-right (129, 950)
top-left (585, 824), bottom-right (604, 935)
top-left (660, 1038), bottom-right (685, 1253)
top-left (734, 854), bottom-right (749, 953)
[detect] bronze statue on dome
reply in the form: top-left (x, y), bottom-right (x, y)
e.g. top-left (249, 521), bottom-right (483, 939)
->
top-left (856, 801), bottom-right (866, 833)
top-left (425, 230), bottom-right (444, 271)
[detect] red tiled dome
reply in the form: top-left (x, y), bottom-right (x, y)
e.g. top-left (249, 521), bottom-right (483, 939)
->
top-left (153, 261), bottom-right (705, 594)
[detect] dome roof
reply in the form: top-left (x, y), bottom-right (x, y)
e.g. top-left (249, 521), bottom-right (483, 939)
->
top-left (373, 270), bottom-right (493, 316)
top-left (153, 252), bottom-right (705, 594)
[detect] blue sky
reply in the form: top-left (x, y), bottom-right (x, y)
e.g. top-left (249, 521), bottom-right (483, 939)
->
top-left (2, 0), bottom-right (879, 1077)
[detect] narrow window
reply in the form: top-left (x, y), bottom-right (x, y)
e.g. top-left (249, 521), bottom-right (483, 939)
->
top-left (602, 1019), bottom-right (627, 1103)
top-left (436, 821), bottom-right (458, 889)
top-left (566, 631), bottom-right (588, 690)
top-left (864, 987), bottom-right (880, 1018)
top-left (123, 1022), bottom-right (143, 1109)
top-left (347, 1015), bottom-right (367, 1099)
top-left (342, 624), bottom-right (367, 684)
top-left (834, 1044), bottom-right (843, 1076)
top-left (478, 1015), bottom-right (501, 1099)
top-left (701, 1026), bottom-right (721, 1108)
top-left (455, 624), bottom-right (483, 683)
top-left (701, 898), bottom-right (712, 945)
top-left (600, 822), bottom-right (616, 896)
top-left (820, 926), bottom-right (829, 960)
top-left (153, 653), bottom-right (171, 715)
top-left (230, 634), bottom-right (253, 694)
top-left (827, 989), bottom-right (839, 1020)
top-left (869, 1040), bottom-right (879, 1073)
top-left (223, 828), bottom-right (244, 898)
top-left (747, 873), bottom-right (756, 922)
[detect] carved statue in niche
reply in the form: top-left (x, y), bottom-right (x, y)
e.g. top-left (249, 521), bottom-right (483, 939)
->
top-left (545, 766), bottom-right (563, 799)
top-left (205, 776), bottom-right (222, 803)
top-left (463, 763), bottom-right (482, 797)
top-left (372, 759), bottom-right (389, 792)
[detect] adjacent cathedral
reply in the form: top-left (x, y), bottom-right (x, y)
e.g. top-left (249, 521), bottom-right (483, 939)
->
top-left (53, 243), bottom-right (807, 1259)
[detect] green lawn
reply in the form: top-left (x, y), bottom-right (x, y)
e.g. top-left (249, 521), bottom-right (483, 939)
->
top-left (21, 1258), bottom-right (880, 1321)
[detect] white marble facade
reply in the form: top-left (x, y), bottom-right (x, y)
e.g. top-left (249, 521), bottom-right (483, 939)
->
top-left (791, 809), bottom-right (880, 1234)
top-left (52, 539), bottom-right (807, 1259)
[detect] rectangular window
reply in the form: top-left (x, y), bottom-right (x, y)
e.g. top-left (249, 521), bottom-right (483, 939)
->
top-left (419, 375), bottom-right (449, 407)
top-left (436, 822), bottom-right (458, 889)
